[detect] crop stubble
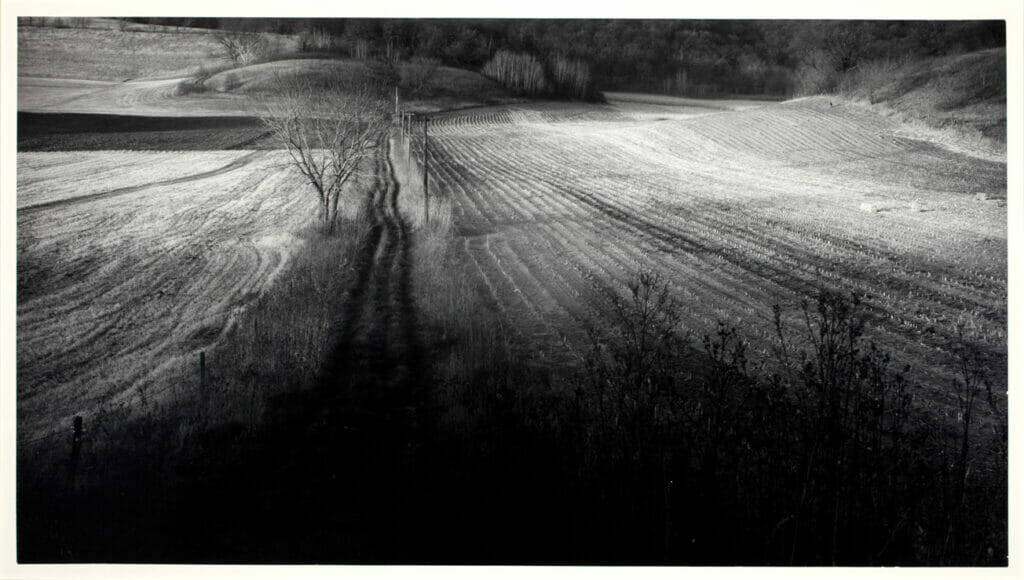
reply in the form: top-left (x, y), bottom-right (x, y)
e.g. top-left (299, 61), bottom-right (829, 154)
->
top-left (424, 98), bottom-right (1006, 409)
top-left (16, 97), bottom-right (1006, 452)
top-left (17, 150), bottom-right (316, 446)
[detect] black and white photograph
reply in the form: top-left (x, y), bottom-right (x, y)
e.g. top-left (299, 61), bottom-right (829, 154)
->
top-left (1, 0), bottom-right (1020, 574)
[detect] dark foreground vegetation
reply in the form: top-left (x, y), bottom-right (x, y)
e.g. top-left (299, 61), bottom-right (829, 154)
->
top-left (18, 257), bottom-right (1006, 564)
top-left (15, 17), bottom-right (1007, 567)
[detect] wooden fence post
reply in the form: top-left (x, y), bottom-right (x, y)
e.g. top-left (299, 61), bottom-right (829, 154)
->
top-left (69, 415), bottom-right (83, 485)
top-left (405, 114), bottom-right (412, 159)
top-left (422, 119), bottom-right (429, 224)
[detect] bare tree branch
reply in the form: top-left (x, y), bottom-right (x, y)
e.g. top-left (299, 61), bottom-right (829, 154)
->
top-left (258, 68), bottom-right (393, 234)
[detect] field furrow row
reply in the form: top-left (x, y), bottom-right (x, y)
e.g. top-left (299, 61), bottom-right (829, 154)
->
top-left (425, 101), bottom-right (1006, 395)
top-left (16, 151), bottom-right (316, 443)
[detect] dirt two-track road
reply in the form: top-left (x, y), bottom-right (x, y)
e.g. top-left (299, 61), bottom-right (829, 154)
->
top-left (154, 141), bottom-right (436, 563)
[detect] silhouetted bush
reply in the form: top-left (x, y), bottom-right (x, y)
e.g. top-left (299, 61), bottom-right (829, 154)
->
top-left (471, 277), bottom-right (1007, 565)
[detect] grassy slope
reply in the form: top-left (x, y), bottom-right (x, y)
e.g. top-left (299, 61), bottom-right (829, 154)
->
top-left (838, 48), bottom-right (1006, 154)
top-left (18, 25), bottom-right (232, 81)
top-left (18, 22), bottom-right (514, 116)
top-left (203, 58), bottom-right (515, 112)
top-left (398, 63), bottom-right (516, 112)
top-left (19, 17), bottom-right (223, 34)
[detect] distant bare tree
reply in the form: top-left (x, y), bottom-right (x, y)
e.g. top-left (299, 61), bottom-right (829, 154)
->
top-left (259, 71), bottom-right (393, 234)
top-left (482, 50), bottom-right (549, 96)
top-left (550, 54), bottom-right (594, 99)
top-left (821, 22), bottom-right (868, 73)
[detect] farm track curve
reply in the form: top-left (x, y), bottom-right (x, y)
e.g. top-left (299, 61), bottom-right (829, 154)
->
top-left (19, 150), bottom-right (265, 214)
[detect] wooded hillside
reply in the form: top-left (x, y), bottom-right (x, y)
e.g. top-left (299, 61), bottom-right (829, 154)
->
top-left (110, 18), bottom-right (1005, 99)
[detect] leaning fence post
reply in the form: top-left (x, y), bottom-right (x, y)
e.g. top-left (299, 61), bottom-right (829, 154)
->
top-left (69, 415), bottom-right (83, 485)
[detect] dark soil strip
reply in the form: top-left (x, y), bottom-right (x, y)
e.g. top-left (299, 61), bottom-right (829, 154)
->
top-left (17, 112), bottom-right (278, 151)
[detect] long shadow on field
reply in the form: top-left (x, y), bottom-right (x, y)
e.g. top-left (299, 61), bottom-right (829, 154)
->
top-left (139, 143), bottom-right (595, 564)
top-left (141, 143), bottom-right (428, 562)
top-left (17, 140), bottom-right (686, 565)
top-left (16, 142), bottom-right (427, 563)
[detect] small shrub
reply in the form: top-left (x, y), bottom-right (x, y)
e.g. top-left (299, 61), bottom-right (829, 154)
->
top-left (174, 78), bottom-right (207, 96)
top-left (836, 57), bottom-right (901, 102)
top-left (173, 64), bottom-right (231, 96)
top-left (220, 71), bottom-right (241, 92)
top-left (793, 49), bottom-right (838, 96)
top-left (581, 269), bottom-right (688, 466)
top-left (216, 30), bottom-right (266, 66)
top-left (298, 28), bottom-right (339, 53)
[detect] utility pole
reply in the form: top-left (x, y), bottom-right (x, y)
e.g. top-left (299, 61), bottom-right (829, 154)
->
top-left (404, 113), bottom-right (412, 158)
top-left (422, 118), bottom-right (429, 224)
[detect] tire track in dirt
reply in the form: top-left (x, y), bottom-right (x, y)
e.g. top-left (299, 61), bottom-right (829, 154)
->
top-left (328, 141), bottom-right (422, 390)
top-left (288, 137), bottom-right (426, 508)
top-left (19, 150), bottom-right (264, 214)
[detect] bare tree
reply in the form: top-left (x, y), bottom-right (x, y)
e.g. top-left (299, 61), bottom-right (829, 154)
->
top-left (216, 30), bottom-right (266, 66)
top-left (259, 70), bottom-right (393, 234)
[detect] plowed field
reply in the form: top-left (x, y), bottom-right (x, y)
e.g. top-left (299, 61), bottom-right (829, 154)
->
top-left (422, 96), bottom-right (1007, 405)
top-left (17, 150), bottom-right (316, 446)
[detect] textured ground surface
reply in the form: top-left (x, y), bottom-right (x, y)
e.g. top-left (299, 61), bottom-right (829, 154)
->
top-left (420, 95), bottom-right (1007, 414)
top-left (17, 150), bottom-right (316, 447)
